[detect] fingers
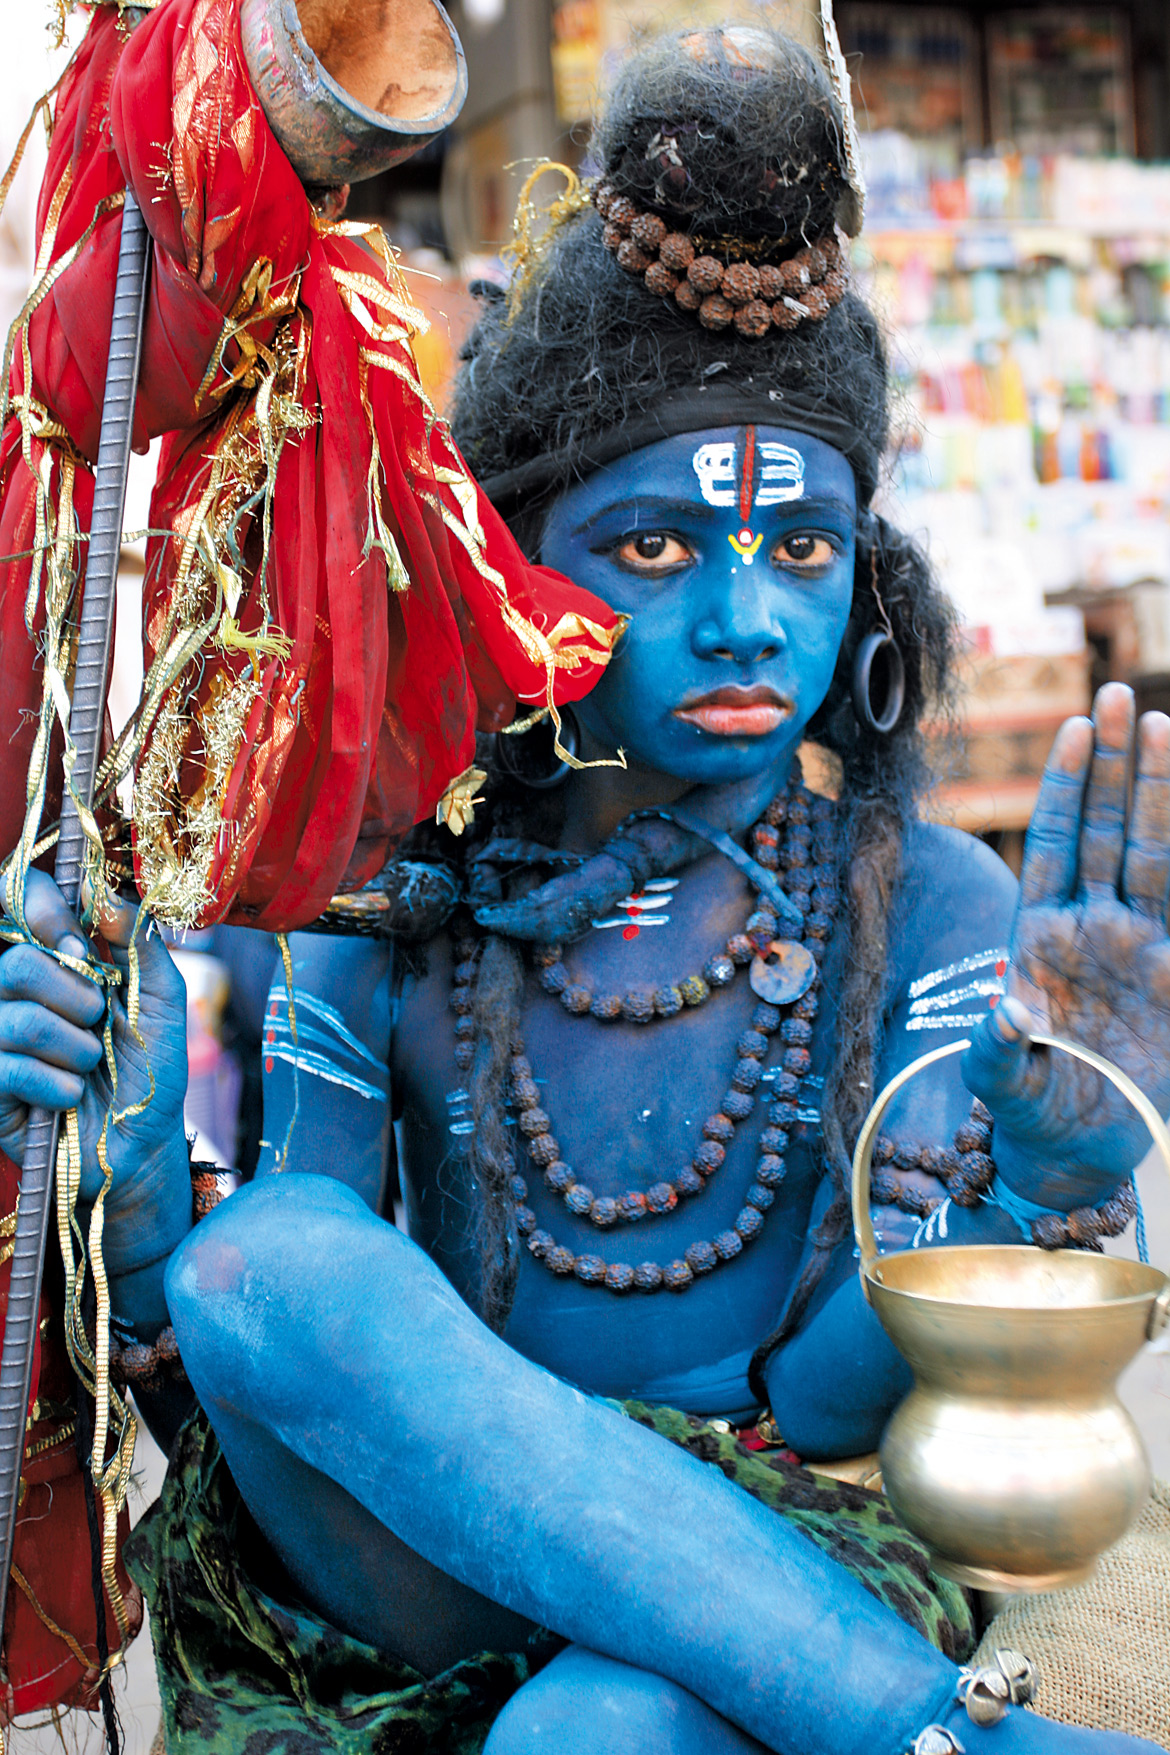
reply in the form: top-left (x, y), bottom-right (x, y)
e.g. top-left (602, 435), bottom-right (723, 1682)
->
top-left (1121, 711), bottom-right (1170, 920)
top-left (0, 942), bottom-right (105, 1028)
top-left (1077, 682), bottom-right (1135, 899)
top-left (0, 999), bottom-right (104, 1075)
top-left (1, 866), bottom-right (88, 962)
top-left (91, 891), bottom-right (189, 1020)
top-left (0, 1052), bottom-right (86, 1116)
top-left (88, 885), bottom-right (139, 949)
top-left (1018, 718), bottom-right (1092, 908)
top-left (960, 998), bottom-right (1037, 1111)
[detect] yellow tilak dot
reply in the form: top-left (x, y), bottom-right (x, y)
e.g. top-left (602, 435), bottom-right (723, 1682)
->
top-left (728, 530), bottom-right (763, 562)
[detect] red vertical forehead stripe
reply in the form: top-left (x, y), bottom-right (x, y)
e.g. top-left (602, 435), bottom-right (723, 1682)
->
top-left (739, 426), bottom-right (756, 526)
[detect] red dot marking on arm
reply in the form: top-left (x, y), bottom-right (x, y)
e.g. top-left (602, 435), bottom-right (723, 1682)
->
top-left (622, 925), bottom-right (640, 941)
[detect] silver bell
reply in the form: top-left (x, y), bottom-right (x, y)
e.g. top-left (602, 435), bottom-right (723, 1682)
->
top-left (240, 0), bottom-right (468, 188)
top-left (913, 1727), bottom-right (965, 1755)
top-left (961, 1667), bottom-right (1010, 1728)
top-left (994, 1648), bottom-right (1037, 1706)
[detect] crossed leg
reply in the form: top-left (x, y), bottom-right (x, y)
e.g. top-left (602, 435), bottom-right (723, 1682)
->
top-left (163, 1173), bottom-right (959, 1755)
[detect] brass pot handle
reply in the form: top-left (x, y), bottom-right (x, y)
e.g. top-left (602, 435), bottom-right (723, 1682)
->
top-left (851, 1032), bottom-right (1170, 1301)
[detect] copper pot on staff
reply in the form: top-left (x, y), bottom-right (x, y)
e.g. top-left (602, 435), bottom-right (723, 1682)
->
top-left (240, 0), bottom-right (468, 188)
top-left (851, 1035), bottom-right (1170, 1594)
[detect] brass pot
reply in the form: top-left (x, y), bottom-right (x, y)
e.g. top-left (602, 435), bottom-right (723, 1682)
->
top-left (852, 1034), bottom-right (1170, 1593)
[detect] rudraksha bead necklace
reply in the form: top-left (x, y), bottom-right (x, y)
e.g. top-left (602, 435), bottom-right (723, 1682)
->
top-left (593, 184), bottom-right (849, 339)
top-left (528, 775), bottom-right (839, 1026)
top-left (448, 777), bottom-right (840, 1294)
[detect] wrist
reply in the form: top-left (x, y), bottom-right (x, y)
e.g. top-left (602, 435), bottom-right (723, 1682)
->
top-left (992, 1126), bottom-right (1135, 1212)
top-left (91, 1127), bottom-right (194, 1281)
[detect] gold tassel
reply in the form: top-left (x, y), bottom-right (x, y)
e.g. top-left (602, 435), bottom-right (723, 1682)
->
top-left (503, 162), bottom-right (593, 324)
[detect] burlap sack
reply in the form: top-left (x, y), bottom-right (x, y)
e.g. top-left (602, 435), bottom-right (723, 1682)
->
top-left (975, 1480), bottom-right (1170, 1749)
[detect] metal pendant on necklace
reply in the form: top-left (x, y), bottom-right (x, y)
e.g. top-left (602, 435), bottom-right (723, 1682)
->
top-left (749, 938), bottom-right (816, 1005)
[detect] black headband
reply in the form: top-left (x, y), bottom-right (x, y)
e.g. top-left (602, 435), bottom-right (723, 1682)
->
top-left (478, 385), bottom-right (880, 523)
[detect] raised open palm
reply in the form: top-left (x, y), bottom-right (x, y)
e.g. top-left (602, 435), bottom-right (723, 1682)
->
top-left (964, 683), bottom-right (1170, 1207)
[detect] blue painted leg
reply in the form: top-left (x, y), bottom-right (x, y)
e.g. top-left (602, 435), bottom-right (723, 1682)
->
top-left (484, 1647), bottom-right (768, 1754)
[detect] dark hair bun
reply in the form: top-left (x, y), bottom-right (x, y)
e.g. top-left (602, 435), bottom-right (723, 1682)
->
top-left (594, 27), bottom-right (849, 246)
top-left (452, 25), bottom-right (886, 525)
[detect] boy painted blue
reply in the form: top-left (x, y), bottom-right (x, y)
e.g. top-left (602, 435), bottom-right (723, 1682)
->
top-left (1, 24), bottom-right (1167, 1755)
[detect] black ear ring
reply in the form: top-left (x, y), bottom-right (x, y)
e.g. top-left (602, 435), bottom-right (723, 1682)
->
top-left (851, 630), bottom-right (905, 734)
top-left (494, 707), bottom-right (579, 790)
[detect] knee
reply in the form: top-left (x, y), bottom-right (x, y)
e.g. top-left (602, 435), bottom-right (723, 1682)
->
top-left (164, 1173), bottom-right (420, 1398)
top-left (485, 1649), bottom-right (763, 1755)
top-left (164, 1172), bottom-right (465, 1429)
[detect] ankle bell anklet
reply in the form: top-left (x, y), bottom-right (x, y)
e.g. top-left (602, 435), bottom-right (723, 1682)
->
top-left (910, 1648), bottom-right (1036, 1753)
top-left (912, 1729), bottom-right (965, 1755)
top-left (956, 1649), bottom-right (1035, 1727)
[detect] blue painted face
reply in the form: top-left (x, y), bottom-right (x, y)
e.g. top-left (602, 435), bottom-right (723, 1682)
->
top-left (540, 426), bottom-right (857, 786)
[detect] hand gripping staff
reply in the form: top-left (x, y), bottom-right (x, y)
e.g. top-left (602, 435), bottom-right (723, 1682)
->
top-left (0, 192), bottom-right (150, 1649)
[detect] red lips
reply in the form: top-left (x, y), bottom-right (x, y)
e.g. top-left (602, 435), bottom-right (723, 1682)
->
top-left (673, 685), bottom-right (793, 738)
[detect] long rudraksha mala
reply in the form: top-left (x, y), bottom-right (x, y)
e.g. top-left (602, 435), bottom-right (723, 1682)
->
top-left (870, 1105), bottom-right (1139, 1250)
top-left (447, 777), bottom-right (840, 1294)
top-left (593, 184), bottom-right (849, 339)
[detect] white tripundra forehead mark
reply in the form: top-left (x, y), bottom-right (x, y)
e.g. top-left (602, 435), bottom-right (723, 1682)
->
top-left (904, 946), bottom-right (1008, 1033)
top-left (692, 437), bottom-right (807, 509)
top-left (693, 441), bottom-right (737, 507)
top-left (756, 441), bottom-right (804, 504)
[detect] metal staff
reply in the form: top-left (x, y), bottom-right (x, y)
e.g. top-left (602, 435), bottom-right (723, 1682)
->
top-left (0, 190), bottom-right (150, 1641)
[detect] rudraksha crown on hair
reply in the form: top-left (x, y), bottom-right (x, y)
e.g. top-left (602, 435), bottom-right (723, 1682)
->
top-left (593, 28), bottom-right (852, 340)
top-left (452, 25), bottom-right (890, 525)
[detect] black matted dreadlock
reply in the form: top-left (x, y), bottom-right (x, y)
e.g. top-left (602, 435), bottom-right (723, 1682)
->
top-left (394, 26), bottom-right (961, 1353)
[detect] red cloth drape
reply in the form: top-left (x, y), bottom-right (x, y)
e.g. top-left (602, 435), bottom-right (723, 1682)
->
top-left (0, 1152), bottom-right (143, 1719)
top-left (0, 0), bottom-right (620, 929)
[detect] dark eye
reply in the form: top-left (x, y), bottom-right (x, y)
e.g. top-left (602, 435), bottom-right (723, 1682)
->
top-left (771, 534), bottom-right (836, 569)
top-left (614, 532), bottom-right (693, 571)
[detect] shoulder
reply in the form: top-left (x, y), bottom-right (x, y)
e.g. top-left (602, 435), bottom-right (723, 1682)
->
top-left (888, 819), bottom-right (1017, 999)
top-left (900, 818), bottom-right (1016, 916)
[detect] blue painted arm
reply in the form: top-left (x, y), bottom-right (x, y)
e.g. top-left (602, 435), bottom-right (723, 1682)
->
top-left (257, 933), bottom-right (394, 1210)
